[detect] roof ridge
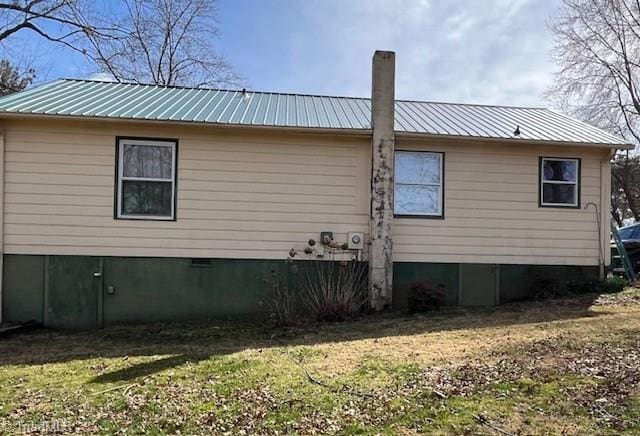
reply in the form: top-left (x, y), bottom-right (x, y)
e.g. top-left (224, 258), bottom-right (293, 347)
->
top-left (58, 78), bottom-right (372, 102)
top-left (396, 98), bottom-right (546, 111)
top-left (59, 78), bottom-right (550, 110)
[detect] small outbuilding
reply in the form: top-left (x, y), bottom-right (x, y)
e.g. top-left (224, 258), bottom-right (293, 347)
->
top-left (0, 51), bottom-right (632, 328)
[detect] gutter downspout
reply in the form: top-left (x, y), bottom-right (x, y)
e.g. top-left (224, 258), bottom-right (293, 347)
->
top-left (599, 148), bottom-right (616, 279)
top-left (369, 51), bottom-right (396, 310)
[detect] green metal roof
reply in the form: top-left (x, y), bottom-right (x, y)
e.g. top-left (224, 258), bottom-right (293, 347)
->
top-left (0, 79), bottom-right (630, 146)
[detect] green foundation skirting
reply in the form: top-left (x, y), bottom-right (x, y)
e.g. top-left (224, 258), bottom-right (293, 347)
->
top-left (2, 254), bottom-right (600, 329)
top-left (3, 255), bottom-right (45, 323)
top-left (498, 264), bottom-right (600, 303)
top-left (393, 262), bottom-right (459, 306)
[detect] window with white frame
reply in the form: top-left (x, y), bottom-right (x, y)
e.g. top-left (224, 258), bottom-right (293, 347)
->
top-left (539, 157), bottom-right (580, 208)
top-left (116, 138), bottom-right (177, 220)
top-left (394, 151), bottom-right (444, 217)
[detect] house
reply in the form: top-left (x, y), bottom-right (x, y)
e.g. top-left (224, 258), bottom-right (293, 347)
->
top-left (0, 51), bottom-right (632, 329)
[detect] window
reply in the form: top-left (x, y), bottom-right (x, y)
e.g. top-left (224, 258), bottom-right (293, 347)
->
top-left (539, 157), bottom-right (580, 208)
top-left (116, 138), bottom-right (177, 220)
top-left (394, 151), bottom-right (444, 217)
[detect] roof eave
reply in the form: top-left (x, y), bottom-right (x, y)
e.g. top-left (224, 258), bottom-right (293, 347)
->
top-left (0, 111), bottom-right (633, 149)
top-left (0, 112), bottom-right (372, 137)
top-left (396, 130), bottom-right (634, 150)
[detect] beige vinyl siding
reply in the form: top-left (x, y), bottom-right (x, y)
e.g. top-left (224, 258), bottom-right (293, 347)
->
top-left (2, 119), bottom-right (370, 258)
top-left (2, 118), bottom-right (611, 267)
top-left (394, 137), bottom-right (609, 266)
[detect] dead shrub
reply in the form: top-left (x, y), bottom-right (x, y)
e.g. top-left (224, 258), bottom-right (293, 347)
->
top-left (295, 260), bottom-right (368, 322)
top-left (263, 265), bottom-right (299, 326)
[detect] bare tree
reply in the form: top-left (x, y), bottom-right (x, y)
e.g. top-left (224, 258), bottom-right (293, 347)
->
top-left (612, 153), bottom-right (640, 224)
top-left (0, 1), bottom-right (237, 88)
top-left (549, 0), bottom-right (640, 222)
top-left (79, 0), bottom-right (238, 87)
top-left (549, 0), bottom-right (640, 141)
top-left (0, 1), bottom-right (120, 51)
top-left (0, 59), bottom-right (35, 95)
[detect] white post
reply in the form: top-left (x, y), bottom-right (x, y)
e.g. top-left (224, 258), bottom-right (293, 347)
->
top-left (369, 51), bottom-right (395, 310)
top-left (600, 149), bottom-right (614, 279)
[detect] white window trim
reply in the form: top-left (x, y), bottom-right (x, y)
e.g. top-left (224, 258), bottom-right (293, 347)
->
top-left (117, 138), bottom-right (177, 220)
top-left (540, 157), bottom-right (579, 208)
top-left (394, 150), bottom-right (444, 217)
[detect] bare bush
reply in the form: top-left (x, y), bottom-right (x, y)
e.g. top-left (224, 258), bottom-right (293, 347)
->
top-left (295, 260), bottom-right (368, 322)
top-left (265, 240), bottom-right (368, 325)
top-left (263, 265), bottom-right (298, 327)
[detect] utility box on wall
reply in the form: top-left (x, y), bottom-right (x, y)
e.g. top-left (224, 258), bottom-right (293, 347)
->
top-left (348, 232), bottom-right (365, 250)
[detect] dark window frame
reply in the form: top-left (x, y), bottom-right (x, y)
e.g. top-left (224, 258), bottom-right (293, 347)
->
top-left (393, 150), bottom-right (445, 219)
top-left (114, 136), bottom-right (179, 221)
top-left (538, 156), bottom-right (581, 209)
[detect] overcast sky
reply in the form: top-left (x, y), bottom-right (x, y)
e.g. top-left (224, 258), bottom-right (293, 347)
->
top-left (5, 0), bottom-right (562, 107)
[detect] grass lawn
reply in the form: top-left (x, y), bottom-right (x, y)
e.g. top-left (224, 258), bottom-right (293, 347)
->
top-left (1, 289), bottom-right (640, 435)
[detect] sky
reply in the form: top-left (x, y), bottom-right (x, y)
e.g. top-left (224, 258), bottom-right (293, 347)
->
top-left (3, 0), bottom-right (562, 107)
